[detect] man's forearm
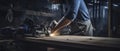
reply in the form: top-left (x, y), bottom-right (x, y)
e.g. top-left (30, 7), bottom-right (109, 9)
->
top-left (51, 18), bottom-right (72, 36)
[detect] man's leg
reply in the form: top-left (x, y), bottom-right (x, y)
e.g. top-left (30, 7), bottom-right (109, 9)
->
top-left (81, 20), bottom-right (93, 36)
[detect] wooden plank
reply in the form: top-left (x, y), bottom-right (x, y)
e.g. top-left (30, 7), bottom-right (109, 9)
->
top-left (25, 35), bottom-right (120, 49)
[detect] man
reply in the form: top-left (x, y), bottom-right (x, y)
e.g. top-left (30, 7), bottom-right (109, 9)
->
top-left (50, 0), bottom-right (93, 36)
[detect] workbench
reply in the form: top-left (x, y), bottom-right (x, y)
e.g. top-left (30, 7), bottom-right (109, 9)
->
top-left (22, 35), bottom-right (120, 51)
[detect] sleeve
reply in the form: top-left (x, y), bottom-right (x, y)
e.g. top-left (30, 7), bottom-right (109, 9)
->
top-left (65, 0), bottom-right (81, 21)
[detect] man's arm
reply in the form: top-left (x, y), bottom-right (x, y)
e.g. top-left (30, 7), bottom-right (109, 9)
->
top-left (50, 0), bottom-right (81, 36)
top-left (50, 17), bottom-right (72, 36)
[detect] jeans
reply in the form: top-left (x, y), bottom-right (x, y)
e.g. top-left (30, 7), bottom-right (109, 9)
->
top-left (79, 20), bottom-right (93, 36)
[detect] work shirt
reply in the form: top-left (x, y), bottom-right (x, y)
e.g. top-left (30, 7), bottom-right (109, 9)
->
top-left (65, 0), bottom-right (90, 21)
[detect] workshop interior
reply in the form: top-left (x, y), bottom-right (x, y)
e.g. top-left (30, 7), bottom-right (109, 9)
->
top-left (0, 0), bottom-right (120, 51)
